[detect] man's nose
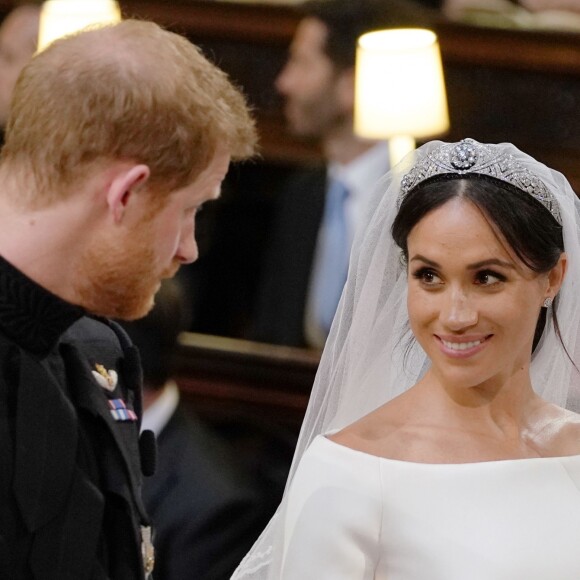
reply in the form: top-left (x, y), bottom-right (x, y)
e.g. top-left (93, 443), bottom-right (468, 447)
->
top-left (175, 231), bottom-right (198, 265)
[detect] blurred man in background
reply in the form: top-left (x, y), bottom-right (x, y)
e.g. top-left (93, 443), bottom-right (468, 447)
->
top-left (251, 0), bottom-right (432, 348)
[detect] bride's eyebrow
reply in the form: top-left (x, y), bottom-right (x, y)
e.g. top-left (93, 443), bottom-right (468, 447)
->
top-left (466, 259), bottom-right (515, 270)
top-left (409, 255), bottom-right (438, 267)
top-left (409, 255), bottom-right (515, 270)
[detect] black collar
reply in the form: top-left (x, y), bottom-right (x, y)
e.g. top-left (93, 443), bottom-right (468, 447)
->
top-left (0, 255), bottom-right (84, 356)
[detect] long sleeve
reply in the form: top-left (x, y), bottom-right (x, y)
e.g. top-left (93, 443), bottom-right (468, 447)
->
top-left (278, 436), bottom-right (382, 580)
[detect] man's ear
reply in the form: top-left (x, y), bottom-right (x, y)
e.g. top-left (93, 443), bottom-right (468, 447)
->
top-left (106, 164), bottom-right (151, 223)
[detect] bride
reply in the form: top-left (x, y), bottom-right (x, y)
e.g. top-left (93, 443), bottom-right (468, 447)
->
top-left (233, 139), bottom-right (580, 579)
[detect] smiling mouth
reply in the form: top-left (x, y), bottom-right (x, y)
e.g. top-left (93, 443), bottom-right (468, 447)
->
top-left (441, 339), bottom-right (484, 351)
top-left (437, 335), bottom-right (493, 353)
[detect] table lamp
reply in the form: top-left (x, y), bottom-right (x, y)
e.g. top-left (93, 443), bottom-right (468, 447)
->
top-left (38, 0), bottom-right (121, 51)
top-left (354, 28), bottom-right (449, 166)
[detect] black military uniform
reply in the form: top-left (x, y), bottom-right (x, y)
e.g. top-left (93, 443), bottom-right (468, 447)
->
top-left (0, 256), bottom-right (152, 580)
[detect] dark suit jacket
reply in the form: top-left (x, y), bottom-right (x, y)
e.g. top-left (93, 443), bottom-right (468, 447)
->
top-left (251, 166), bottom-right (327, 347)
top-left (0, 311), bottom-right (148, 580)
top-left (142, 404), bottom-right (266, 580)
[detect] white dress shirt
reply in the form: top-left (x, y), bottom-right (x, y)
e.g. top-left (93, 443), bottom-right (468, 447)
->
top-left (305, 141), bottom-right (390, 348)
top-left (140, 380), bottom-right (180, 436)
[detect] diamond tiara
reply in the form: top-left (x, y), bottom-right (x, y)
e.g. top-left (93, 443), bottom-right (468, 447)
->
top-left (399, 138), bottom-right (562, 225)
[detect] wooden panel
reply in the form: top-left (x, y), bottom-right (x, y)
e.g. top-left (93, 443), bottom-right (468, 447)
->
top-left (437, 21), bottom-right (580, 189)
top-left (4, 1), bottom-right (579, 184)
top-left (173, 332), bottom-right (319, 425)
top-left (116, 1), bottom-right (580, 189)
top-left (438, 20), bottom-right (580, 75)
top-left (121, 0), bottom-right (299, 45)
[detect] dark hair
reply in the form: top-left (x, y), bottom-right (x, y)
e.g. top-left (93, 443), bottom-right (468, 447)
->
top-left (392, 174), bottom-right (565, 352)
top-left (301, 0), bottom-right (433, 70)
top-left (119, 278), bottom-right (191, 390)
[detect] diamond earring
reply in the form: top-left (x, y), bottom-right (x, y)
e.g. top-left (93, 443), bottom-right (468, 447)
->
top-left (543, 297), bottom-right (553, 308)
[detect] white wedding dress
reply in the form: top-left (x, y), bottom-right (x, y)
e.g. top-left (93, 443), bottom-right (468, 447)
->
top-left (279, 435), bottom-right (580, 579)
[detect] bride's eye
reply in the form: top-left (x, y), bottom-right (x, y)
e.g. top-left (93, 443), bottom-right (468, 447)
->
top-left (412, 267), bottom-right (442, 286)
top-left (474, 270), bottom-right (506, 286)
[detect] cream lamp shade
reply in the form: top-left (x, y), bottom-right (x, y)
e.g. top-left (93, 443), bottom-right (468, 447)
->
top-left (354, 28), bottom-right (449, 166)
top-left (38, 0), bottom-right (122, 51)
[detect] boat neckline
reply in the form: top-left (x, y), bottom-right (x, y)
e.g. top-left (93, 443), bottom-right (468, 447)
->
top-left (318, 433), bottom-right (580, 467)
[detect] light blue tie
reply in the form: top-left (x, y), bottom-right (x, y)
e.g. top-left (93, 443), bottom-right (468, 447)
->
top-left (312, 178), bottom-right (350, 336)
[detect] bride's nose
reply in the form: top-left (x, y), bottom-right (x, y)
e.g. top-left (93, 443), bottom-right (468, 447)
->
top-left (440, 286), bottom-right (478, 331)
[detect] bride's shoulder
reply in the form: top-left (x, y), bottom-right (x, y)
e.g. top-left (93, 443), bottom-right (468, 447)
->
top-left (533, 404), bottom-right (580, 457)
top-left (328, 397), bottom-right (427, 461)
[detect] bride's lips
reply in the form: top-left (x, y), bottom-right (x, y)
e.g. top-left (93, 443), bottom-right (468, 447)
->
top-left (434, 334), bottom-right (492, 358)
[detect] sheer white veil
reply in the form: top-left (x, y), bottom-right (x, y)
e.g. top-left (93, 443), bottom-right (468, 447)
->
top-left (232, 139), bottom-right (580, 579)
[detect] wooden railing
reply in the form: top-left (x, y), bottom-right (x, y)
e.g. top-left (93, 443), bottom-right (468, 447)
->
top-left (173, 332), bottom-right (319, 426)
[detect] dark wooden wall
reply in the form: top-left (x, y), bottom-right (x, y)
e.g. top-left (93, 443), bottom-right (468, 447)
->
top-left (6, 1), bottom-right (573, 183)
top-left (114, 1), bottom-right (580, 189)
